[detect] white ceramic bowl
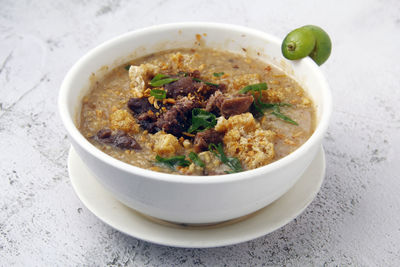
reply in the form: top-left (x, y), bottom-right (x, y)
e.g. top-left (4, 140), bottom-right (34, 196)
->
top-left (59, 22), bottom-right (332, 224)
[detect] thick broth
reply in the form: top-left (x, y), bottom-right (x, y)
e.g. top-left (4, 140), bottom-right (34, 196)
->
top-left (79, 48), bottom-right (315, 175)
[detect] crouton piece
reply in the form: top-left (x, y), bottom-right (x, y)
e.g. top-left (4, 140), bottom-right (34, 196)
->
top-left (129, 63), bottom-right (160, 98)
top-left (215, 113), bottom-right (276, 169)
top-left (109, 109), bottom-right (139, 133)
top-left (152, 132), bottom-right (182, 156)
top-left (215, 112), bottom-right (257, 132)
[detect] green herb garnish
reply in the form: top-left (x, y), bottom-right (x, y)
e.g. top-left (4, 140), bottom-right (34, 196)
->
top-left (241, 82), bottom-right (297, 125)
top-left (124, 65), bottom-right (131, 71)
top-left (271, 105), bottom-right (298, 125)
top-left (208, 143), bottom-right (243, 173)
top-left (192, 78), bottom-right (219, 87)
top-left (238, 82), bottom-right (268, 94)
top-left (187, 108), bottom-right (217, 134)
top-left (188, 152), bottom-right (205, 168)
top-left (150, 89), bottom-right (166, 99)
top-left (155, 155), bottom-right (190, 170)
top-left (252, 93), bottom-right (268, 114)
top-left (252, 95), bottom-right (298, 125)
top-left (252, 94), bottom-right (277, 111)
top-left (151, 73), bottom-right (169, 81)
top-left (150, 78), bottom-right (178, 87)
top-left (150, 74), bottom-right (178, 87)
top-left (213, 72), bottom-right (225, 77)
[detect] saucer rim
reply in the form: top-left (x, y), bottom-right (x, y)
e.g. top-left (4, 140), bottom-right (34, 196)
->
top-left (68, 146), bottom-right (325, 248)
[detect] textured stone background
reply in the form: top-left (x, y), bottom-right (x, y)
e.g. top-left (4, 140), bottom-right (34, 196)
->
top-left (1, 0), bottom-right (399, 266)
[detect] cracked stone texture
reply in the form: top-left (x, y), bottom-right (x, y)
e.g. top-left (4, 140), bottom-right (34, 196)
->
top-left (1, 0), bottom-right (399, 266)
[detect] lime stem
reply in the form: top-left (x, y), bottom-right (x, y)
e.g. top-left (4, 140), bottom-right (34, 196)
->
top-left (287, 42), bottom-right (296, 51)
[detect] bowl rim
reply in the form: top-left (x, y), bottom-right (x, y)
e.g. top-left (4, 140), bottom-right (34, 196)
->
top-left (59, 22), bottom-right (332, 184)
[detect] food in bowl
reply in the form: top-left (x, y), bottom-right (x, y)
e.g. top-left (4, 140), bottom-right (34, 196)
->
top-left (60, 23), bottom-right (331, 223)
top-left (79, 47), bottom-right (315, 175)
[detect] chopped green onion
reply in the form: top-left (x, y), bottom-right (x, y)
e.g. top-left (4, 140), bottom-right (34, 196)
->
top-left (150, 74), bottom-right (178, 87)
top-left (213, 72), bottom-right (225, 77)
top-left (208, 143), bottom-right (243, 173)
top-left (187, 108), bottom-right (217, 134)
top-left (238, 82), bottom-right (268, 94)
top-left (271, 105), bottom-right (298, 125)
top-left (124, 65), bottom-right (131, 71)
top-left (253, 96), bottom-right (298, 125)
top-left (275, 103), bottom-right (292, 107)
top-left (155, 155), bottom-right (190, 170)
top-left (252, 94), bottom-right (273, 113)
top-left (150, 89), bottom-right (166, 99)
top-left (192, 78), bottom-right (219, 87)
top-left (188, 152), bottom-right (205, 167)
top-left (243, 82), bottom-right (297, 125)
top-left (150, 78), bottom-right (178, 87)
top-left (151, 73), bottom-right (169, 82)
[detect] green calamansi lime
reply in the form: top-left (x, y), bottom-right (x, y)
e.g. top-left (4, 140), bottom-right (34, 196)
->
top-left (281, 28), bottom-right (316, 60)
top-left (281, 25), bottom-right (332, 66)
top-left (302, 25), bottom-right (332, 65)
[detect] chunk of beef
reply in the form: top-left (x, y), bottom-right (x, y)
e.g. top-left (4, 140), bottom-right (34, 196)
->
top-left (202, 83), bottom-right (226, 100)
top-left (136, 112), bottom-right (160, 133)
top-left (156, 97), bottom-right (202, 136)
top-left (95, 129), bottom-right (141, 150)
top-left (165, 77), bottom-right (197, 98)
top-left (165, 75), bottom-right (224, 99)
top-left (205, 91), bottom-right (224, 115)
top-left (112, 131), bottom-right (141, 149)
top-left (205, 92), bottom-right (253, 118)
top-left (219, 94), bottom-right (253, 117)
top-left (128, 97), bottom-right (163, 132)
top-left (155, 108), bottom-right (182, 136)
top-left (188, 70), bottom-right (201, 78)
top-left (127, 97), bottom-right (155, 114)
top-left (193, 129), bottom-right (224, 153)
top-left (96, 128), bottom-right (112, 139)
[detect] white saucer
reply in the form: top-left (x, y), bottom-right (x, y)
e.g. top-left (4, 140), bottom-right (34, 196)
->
top-left (68, 146), bottom-right (325, 248)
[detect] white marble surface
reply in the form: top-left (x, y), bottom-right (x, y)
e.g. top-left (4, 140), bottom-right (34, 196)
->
top-left (1, 0), bottom-right (399, 266)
